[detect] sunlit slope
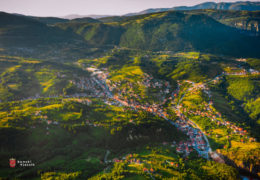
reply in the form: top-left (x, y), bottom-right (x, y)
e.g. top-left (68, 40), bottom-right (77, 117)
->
top-left (57, 11), bottom-right (260, 57)
top-left (0, 56), bottom-right (90, 101)
top-left (0, 98), bottom-right (186, 179)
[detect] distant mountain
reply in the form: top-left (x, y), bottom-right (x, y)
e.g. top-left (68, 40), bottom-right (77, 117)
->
top-left (10, 13), bottom-right (70, 25)
top-left (62, 14), bottom-right (111, 20)
top-left (125, 1), bottom-right (260, 16)
top-left (56, 11), bottom-right (260, 58)
top-left (69, 17), bottom-right (100, 23)
top-left (12, 13), bottom-right (99, 25)
top-left (1, 8), bottom-right (260, 59)
top-left (31, 17), bottom-right (69, 25)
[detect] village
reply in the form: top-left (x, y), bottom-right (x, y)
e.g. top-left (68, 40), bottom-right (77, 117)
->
top-left (176, 80), bottom-right (257, 144)
top-left (89, 66), bottom-right (258, 158)
top-left (103, 152), bottom-right (180, 177)
top-left (83, 67), bottom-right (213, 159)
top-left (10, 63), bottom-right (257, 161)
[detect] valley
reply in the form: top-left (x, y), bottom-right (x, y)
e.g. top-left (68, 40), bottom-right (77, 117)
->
top-left (0, 3), bottom-right (259, 179)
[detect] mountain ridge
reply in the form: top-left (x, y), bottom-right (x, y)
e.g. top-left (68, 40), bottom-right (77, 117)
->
top-left (53, 1), bottom-right (260, 20)
top-left (125, 1), bottom-right (260, 16)
top-left (56, 10), bottom-right (260, 58)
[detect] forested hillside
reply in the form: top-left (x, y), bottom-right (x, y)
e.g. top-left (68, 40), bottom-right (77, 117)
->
top-left (56, 11), bottom-right (260, 58)
top-left (0, 4), bottom-right (259, 179)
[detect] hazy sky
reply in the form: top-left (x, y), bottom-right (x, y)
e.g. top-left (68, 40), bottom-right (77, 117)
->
top-left (0, 0), bottom-right (259, 17)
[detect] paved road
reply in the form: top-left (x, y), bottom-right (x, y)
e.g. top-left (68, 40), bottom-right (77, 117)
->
top-left (88, 68), bottom-right (214, 159)
top-left (104, 150), bottom-right (110, 163)
top-left (175, 81), bottom-right (212, 159)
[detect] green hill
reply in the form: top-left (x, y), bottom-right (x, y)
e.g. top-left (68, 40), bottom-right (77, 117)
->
top-left (0, 56), bottom-right (91, 101)
top-left (70, 17), bottom-right (100, 23)
top-left (56, 22), bottom-right (124, 46)
top-left (0, 96), bottom-right (240, 180)
top-left (0, 12), bottom-right (100, 61)
top-left (0, 6), bottom-right (260, 180)
top-left (101, 10), bottom-right (260, 35)
top-left (183, 9), bottom-right (260, 35)
top-left (0, 97), bottom-right (188, 179)
top-left (57, 11), bottom-right (260, 58)
top-left (0, 12), bottom-right (81, 47)
top-left (30, 16), bottom-right (69, 25)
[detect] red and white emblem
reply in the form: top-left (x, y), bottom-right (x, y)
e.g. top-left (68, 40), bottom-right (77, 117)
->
top-left (9, 158), bottom-right (16, 168)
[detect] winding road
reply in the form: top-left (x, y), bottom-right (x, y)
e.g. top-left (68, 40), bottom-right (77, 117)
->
top-left (87, 68), bottom-right (213, 159)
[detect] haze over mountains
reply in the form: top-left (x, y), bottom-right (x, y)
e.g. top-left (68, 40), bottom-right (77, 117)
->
top-left (57, 1), bottom-right (260, 20)
top-left (125, 1), bottom-right (260, 16)
top-left (62, 14), bottom-right (112, 20)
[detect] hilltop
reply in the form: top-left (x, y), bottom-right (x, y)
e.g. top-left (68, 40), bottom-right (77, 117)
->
top-left (125, 1), bottom-right (260, 16)
top-left (0, 12), bottom-right (104, 61)
top-left (56, 11), bottom-right (260, 58)
top-left (1, 10), bottom-right (260, 59)
top-left (58, 1), bottom-right (260, 20)
top-left (0, 12), bottom-right (80, 47)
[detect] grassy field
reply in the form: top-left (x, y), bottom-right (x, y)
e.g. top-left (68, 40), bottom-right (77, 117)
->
top-left (0, 56), bottom-right (91, 101)
top-left (0, 97), bottom-right (186, 179)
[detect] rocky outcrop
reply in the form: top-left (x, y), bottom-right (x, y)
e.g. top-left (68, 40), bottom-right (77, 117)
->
top-left (234, 20), bottom-right (259, 35)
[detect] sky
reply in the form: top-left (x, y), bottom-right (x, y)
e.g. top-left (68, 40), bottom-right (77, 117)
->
top-left (0, 0), bottom-right (259, 17)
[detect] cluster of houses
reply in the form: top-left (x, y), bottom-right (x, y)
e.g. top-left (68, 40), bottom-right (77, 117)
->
top-left (236, 58), bottom-right (247, 62)
top-left (174, 116), bottom-right (209, 157)
top-left (248, 68), bottom-right (260, 75)
top-left (106, 73), bottom-right (171, 106)
top-left (33, 98), bottom-right (101, 132)
top-left (174, 140), bottom-right (194, 155)
top-left (106, 152), bottom-right (181, 176)
top-left (165, 160), bottom-right (179, 168)
top-left (86, 69), bottom-right (208, 157)
top-left (56, 72), bottom-right (67, 78)
top-left (211, 76), bottom-right (223, 84)
top-left (111, 154), bottom-right (158, 174)
top-left (178, 80), bottom-right (256, 143)
top-left (85, 120), bottom-right (102, 127)
top-left (114, 83), bottom-right (211, 158)
top-left (87, 68), bottom-right (211, 158)
top-left (224, 69), bottom-right (248, 76)
top-left (69, 77), bottom-right (106, 98)
top-left (142, 73), bottom-right (171, 92)
top-left (172, 81), bottom-right (213, 158)
top-left (65, 98), bottom-right (92, 105)
top-left (33, 111), bottom-right (59, 135)
top-left (86, 67), bottom-right (110, 80)
top-left (224, 68), bottom-right (259, 76)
